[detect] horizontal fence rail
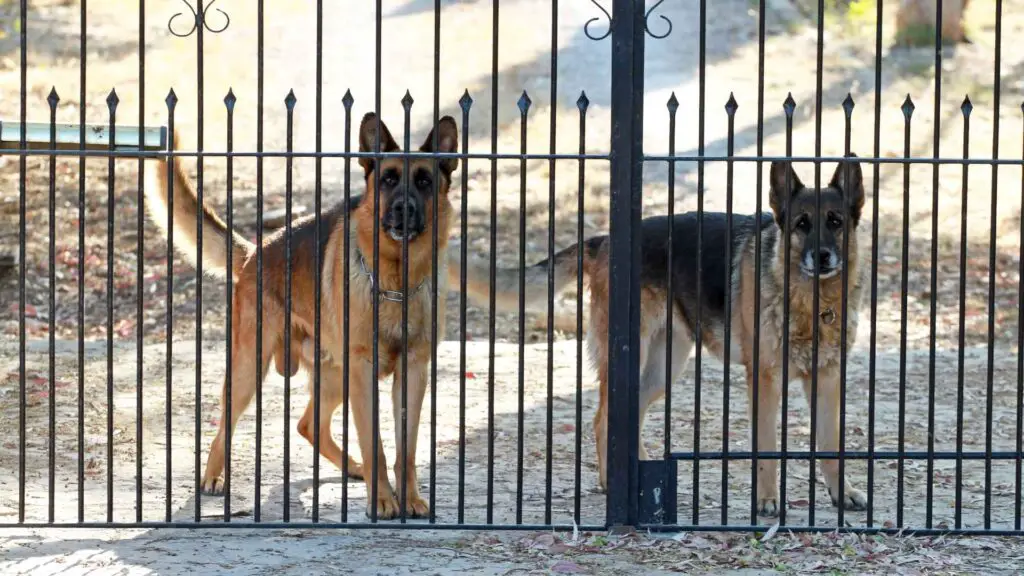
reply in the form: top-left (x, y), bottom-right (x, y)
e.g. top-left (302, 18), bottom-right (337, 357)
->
top-left (0, 0), bottom-right (1022, 537)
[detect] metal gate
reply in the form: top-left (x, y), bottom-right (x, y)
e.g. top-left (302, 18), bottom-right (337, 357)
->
top-left (1, 0), bottom-right (1022, 535)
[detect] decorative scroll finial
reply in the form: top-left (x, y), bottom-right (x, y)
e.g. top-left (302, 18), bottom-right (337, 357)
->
top-left (644, 0), bottom-right (672, 39)
top-left (168, 0), bottom-right (230, 38)
top-left (585, 0), bottom-right (673, 41)
top-left (584, 0), bottom-right (612, 41)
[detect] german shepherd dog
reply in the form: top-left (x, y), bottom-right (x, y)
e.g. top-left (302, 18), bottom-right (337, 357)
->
top-left (451, 156), bottom-right (868, 516)
top-left (144, 113), bottom-right (459, 519)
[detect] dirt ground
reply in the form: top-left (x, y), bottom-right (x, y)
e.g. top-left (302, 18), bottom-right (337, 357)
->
top-left (5, 526), bottom-right (1024, 575)
top-left (3, 0), bottom-right (1024, 570)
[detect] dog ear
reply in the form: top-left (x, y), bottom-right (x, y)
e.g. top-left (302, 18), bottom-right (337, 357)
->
top-left (358, 112), bottom-right (400, 176)
top-left (829, 153), bottom-right (865, 223)
top-left (419, 116), bottom-right (459, 178)
top-left (768, 161), bottom-right (804, 228)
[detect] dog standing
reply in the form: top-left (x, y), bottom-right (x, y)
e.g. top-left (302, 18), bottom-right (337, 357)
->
top-left (451, 157), bottom-right (868, 516)
top-left (144, 113), bottom-right (459, 519)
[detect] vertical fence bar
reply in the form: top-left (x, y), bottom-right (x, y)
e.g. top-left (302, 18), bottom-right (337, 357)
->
top-left (956, 96), bottom-right (972, 530)
top-left (721, 94), bottom-right (738, 526)
top-left (750, 0), bottom-right (767, 527)
top-left (459, 129), bottom-right (468, 527)
top-left (1017, 102), bottom-right (1024, 532)
top-left (341, 90), bottom-right (354, 523)
top-left (48, 88), bottom-right (59, 524)
top-left (431, 0), bottom-right (442, 526)
top-left (254, 0), bottom-right (265, 524)
top-left (78, 0), bottom-right (88, 525)
top-left (486, 0), bottom-right (500, 527)
top-left (223, 89), bottom-right (237, 522)
top-left (371, 0), bottom-right (383, 525)
top-left (692, 0), bottom-right (707, 527)
top-left (664, 94), bottom-right (678, 468)
top-left (106, 89), bottom-right (120, 523)
top-left (779, 93), bottom-right (796, 527)
top-left (575, 91), bottom-right (589, 527)
top-left (867, 0), bottom-right (884, 530)
top-left (458, 90), bottom-right (473, 524)
top-left (283, 90), bottom-right (297, 523)
top-left (838, 94), bottom-right (855, 529)
top-left (165, 90), bottom-right (178, 523)
top-left (809, 0), bottom-right (826, 527)
top-left (194, 0), bottom-right (206, 523)
top-left (606, 0), bottom-right (644, 529)
top-left (136, 0), bottom-right (146, 524)
top-left (898, 94), bottom-right (915, 527)
top-left (313, 0), bottom-right (324, 524)
top-left (516, 90), bottom-right (532, 525)
top-left (400, 91), bottom-right (414, 524)
top-left (17, 0), bottom-right (27, 526)
top-left (545, 0), bottom-right (559, 526)
top-left (926, 0), bottom-right (944, 530)
top-left (985, 0), bottom-right (1004, 532)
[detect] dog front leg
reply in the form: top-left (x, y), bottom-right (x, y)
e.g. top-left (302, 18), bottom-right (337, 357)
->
top-left (350, 359), bottom-right (398, 519)
top-left (747, 366), bottom-right (781, 517)
top-left (392, 354), bottom-right (430, 518)
top-left (803, 369), bottom-right (866, 512)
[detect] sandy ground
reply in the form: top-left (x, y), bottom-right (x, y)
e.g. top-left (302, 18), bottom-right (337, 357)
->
top-left (5, 525), bottom-right (1024, 575)
top-left (3, 0), bottom-right (1024, 570)
top-left (2, 334), bottom-right (1023, 530)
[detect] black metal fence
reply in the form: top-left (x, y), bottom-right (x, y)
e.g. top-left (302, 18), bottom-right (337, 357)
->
top-left (1, 0), bottom-right (1022, 536)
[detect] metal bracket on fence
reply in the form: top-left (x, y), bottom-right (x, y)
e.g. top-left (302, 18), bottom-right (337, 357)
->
top-left (0, 121), bottom-right (168, 153)
top-left (637, 460), bottom-right (678, 526)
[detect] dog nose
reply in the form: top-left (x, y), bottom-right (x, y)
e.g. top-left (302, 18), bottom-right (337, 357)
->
top-left (817, 249), bottom-right (832, 269)
top-left (391, 199), bottom-right (417, 227)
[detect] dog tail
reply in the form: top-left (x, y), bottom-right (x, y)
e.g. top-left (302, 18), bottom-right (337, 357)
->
top-left (143, 129), bottom-right (253, 282)
top-left (448, 237), bottom-right (602, 315)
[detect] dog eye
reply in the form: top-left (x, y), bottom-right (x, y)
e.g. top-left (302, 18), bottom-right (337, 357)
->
top-left (795, 215), bottom-right (811, 232)
top-left (416, 176), bottom-right (432, 189)
top-left (828, 213), bottom-right (843, 229)
top-left (381, 173), bottom-right (399, 187)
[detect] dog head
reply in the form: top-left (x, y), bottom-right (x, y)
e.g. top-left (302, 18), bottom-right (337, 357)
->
top-left (358, 113), bottom-right (459, 244)
top-left (769, 155), bottom-right (865, 280)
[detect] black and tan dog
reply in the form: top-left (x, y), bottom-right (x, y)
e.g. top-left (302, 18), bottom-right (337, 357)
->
top-left (451, 156), bottom-right (868, 517)
top-left (144, 113), bottom-right (459, 519)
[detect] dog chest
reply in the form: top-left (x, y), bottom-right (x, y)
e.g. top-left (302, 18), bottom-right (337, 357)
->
top-left (754, 297), bottom-right (859, 371)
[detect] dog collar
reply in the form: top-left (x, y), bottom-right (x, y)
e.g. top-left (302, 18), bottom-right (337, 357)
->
top-left (355, 250), bottom-right (427, 303)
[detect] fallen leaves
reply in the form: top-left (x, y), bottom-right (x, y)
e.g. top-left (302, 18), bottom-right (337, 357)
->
top-left (515, 530), bottom-right (639, 559)
top-left (760, 521), bottom-right (781, 542)
top-left (636, 528), bottom-right (1024, 574)
top-left (114, 318), bottom-right (135, 339)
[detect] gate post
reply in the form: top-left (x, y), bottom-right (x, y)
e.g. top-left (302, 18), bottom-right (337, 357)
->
top-left (605, 0), bottom-right (645, 530)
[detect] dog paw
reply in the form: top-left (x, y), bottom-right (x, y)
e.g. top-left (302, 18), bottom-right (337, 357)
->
top-left (344, 459), bottom-right (365, 481)
top-left (366, 489), bottom-right (400, 520)
top-left (201, 476), bottom-right (225, 496)
top-left (403, 494), bottom-right (430, 518)
top-left (757, 497), bottom-right (780, 518)
top-left (830, 486), bottom-right (867, 511)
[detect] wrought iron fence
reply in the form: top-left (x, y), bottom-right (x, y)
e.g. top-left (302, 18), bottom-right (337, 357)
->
top-left (0, 0), bottom-right (1022, 536)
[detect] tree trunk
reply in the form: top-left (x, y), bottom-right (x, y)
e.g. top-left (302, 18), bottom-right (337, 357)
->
top-left (895, 0), bottom-right (970, 47)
